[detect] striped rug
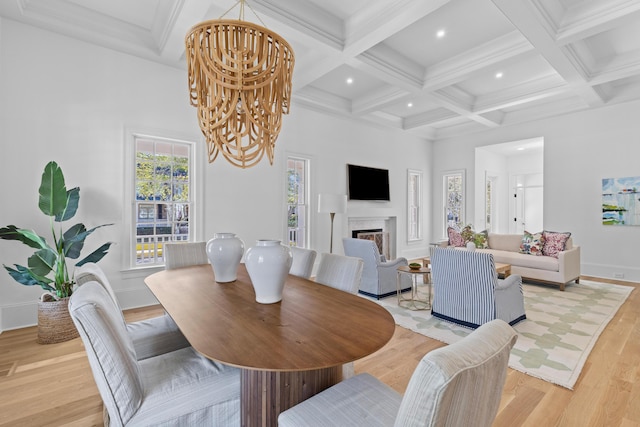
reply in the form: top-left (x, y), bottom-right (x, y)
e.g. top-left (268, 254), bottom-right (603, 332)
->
top-left (375, 279), bottom-right (633, 389)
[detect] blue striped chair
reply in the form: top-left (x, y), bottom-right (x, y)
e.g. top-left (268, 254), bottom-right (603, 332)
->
top-left (430, 247), bottom-right (526, 329)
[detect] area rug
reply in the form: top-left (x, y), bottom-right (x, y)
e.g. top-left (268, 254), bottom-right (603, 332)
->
top-left (376, 280), bottom-right (633, 390)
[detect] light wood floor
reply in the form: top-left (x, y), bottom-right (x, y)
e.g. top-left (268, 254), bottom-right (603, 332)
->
top-left (0, 276), bottom-right (638, 426)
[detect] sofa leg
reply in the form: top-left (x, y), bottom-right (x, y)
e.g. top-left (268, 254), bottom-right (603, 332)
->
top-left (560, 282), bottom-right (565, 291)
top-left (575, 278), bottom-right (580, 284)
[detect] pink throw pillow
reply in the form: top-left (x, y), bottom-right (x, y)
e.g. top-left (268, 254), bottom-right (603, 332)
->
top-left (542, 231), bottom-right (571, 258)
top-left (447, 227), bottom-right (465, 247)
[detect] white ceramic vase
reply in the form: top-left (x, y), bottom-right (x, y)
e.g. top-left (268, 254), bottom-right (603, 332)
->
top-left (245, 240), bottom-right (293, 304)
top-left (206, 233), bottom-right (244, 283)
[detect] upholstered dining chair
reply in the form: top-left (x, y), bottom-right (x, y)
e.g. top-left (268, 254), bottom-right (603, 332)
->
top-left (289, 246), bottom-right (317, 279)
top-left (75, 263), bottom-right (189, 360)
top-left (278, 319), bottom-right (517, 427)
top-left (314, 252), bottom-right (364, 379)
top-left (69, 281), bottom-right (240, 426)
top-left (163, 241), bottom-right (208, 270)
top-left (430, 247), bottom-right (527, 329)
top-left (342, 238), bottom-right (411, 299)
top-left (315, 253), bottom-right (364, 295)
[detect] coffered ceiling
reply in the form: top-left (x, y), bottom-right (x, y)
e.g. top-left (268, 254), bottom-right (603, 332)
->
top-left (2, 0), bottom-right (640, 140)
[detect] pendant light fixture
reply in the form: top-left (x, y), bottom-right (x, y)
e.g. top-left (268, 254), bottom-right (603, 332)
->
top-left (185, 0), bottom-right (295, 168)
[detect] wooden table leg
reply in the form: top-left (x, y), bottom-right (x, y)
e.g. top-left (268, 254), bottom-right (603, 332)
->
top-left (241, 366), bottom-right (342, 427)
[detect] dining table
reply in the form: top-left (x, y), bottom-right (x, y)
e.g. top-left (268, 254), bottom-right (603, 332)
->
top-left (145, 263), bottom-right (395, 427)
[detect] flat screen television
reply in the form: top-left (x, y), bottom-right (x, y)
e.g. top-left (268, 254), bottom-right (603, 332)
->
top-left (347, 164), bottom-right (390, 201)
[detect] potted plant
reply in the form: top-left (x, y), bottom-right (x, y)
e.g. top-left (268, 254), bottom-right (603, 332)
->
top-left (0, 161), bottom-right (113, 343)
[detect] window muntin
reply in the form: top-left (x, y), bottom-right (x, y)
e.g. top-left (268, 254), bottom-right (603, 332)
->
top-left (408, 170), bottom-right (422, 241)
top-left (134, 137), bottom-right (192, 266)
top-left (443, 170), bottom-right (465, 236)
top-left (286, 156), bottom-right (309, 248)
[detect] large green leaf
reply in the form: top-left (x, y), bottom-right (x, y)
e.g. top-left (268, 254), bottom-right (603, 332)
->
top-left (4, 264), bottom-right (55, 292)
top-left (63, 223), bottom-right (113, 259)
top-left (0, 225), bottom-right (49, 249)
top-left (27, 248), bottom-right (58, 276)
top-left (76, 242), bottom-right (113, 266)
top-left (38, 161), bottom-right (68, 217)
top-left (55, 187), bottom-right (80, 222)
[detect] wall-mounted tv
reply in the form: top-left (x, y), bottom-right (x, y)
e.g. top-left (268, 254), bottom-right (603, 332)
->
top-left (347, 164), bottom-right (390, 201)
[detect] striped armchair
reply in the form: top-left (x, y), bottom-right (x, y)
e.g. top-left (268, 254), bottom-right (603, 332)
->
top-left (430, 247), bottom-right (526, 329)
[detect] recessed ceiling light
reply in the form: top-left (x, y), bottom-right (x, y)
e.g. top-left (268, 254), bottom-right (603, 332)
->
top-left (407, 102), bottom-right (413, 108)
top-left (436, 29), bottom-right (446, 39)
top-left (517, 147), bottom-right (525, 151)
top-left (495, 72), bottom-right (503, 79)
top-left (346, 77), bottom-right (354, 84)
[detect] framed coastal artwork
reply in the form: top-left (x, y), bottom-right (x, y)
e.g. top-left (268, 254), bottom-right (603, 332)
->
top-left (602, 176), bottom-right (640, 226)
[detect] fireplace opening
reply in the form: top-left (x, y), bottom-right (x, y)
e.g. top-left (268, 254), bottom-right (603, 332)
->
top-left (352, 228), bottom-right (389, 260)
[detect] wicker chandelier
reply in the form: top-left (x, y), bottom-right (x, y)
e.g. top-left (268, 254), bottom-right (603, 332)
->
top-left (185, 0), bottom-right (294, 168)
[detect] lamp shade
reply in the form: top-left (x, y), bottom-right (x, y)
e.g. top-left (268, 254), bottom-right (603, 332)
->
top-left (318, 194), bottom-right (347, 214)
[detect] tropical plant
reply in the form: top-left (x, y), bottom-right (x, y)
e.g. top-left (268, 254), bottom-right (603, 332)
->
top-left (0, 161), bottom-right (113, 298)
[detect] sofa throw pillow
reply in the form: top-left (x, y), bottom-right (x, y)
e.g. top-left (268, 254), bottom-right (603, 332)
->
top-left (472, 230), bottom-right (489, 249)
top-left (520, 231), bottom-right (544, 255)
top-left (447, 227), bottom-right (465, 247)
top-left (460, 225), bottom-right (474, 244)
top-left (542, 230), bottom-right (571, 258)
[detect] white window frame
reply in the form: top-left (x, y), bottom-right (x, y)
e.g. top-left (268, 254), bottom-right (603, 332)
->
top-left (285, 155), bottom-right (311, 248)
top-left (407, 169), bottom-right (423, 242)
top-left (123, 128), bottom-right (203, 270)
top-left (442, 169), bottom-right (465, 237)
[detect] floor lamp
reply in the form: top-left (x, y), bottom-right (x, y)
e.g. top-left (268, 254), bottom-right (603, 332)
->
top-left (318, 194), bottom-right (347, 253)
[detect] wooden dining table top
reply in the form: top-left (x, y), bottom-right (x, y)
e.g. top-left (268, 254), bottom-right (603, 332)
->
top-left (144, 264), bottom-right (395, 372)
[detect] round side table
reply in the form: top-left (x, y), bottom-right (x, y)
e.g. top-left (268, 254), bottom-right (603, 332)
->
top-left (396, 265), bottom-right (431, 310)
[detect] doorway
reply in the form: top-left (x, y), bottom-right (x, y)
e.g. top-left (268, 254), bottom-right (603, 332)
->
top-left (475, 138), bottom-right (544, 234)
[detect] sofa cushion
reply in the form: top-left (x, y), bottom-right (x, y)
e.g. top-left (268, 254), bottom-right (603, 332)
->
top-left (542, 231), bottom-right (571, 258)
top-left (487, 233), bottom-right (522, 252)
top-left (479, 249), bottom-right (559, 272)
top-left (519, 231), bottom-right (544, 255)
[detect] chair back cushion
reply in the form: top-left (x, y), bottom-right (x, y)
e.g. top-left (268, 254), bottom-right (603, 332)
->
top-left (164, 241), bottom-right (208, 270)
top-left (74, 262), bottom-right (124, 323)
top-left (69, 281), bottom-right (143, 426)
top-left (289, 247), bottom-right (317, 279)
top-left (315, 253), bottom-right (364, 294)
top-left (342, 238), bottom-right (381, 283)
top-left (431, 248), bottom-right (498, 327)
top-left (394, 319), bottom-right (517, 427)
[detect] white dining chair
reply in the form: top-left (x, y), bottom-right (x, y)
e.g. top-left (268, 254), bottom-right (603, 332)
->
top-left (315, 253), bottom-right (364, 295)
top-left (75, 262), bottom-right (189, 360)
top-left (70, 281), bottom-right (240, 426)
top-left (163, 241), bottom-right (208, 270)
top-left (314, 252), bottom-right (365, 380)
top-left (278, 319), bottom-right (518, 427)
top-left (289, 246), bottom-right (317, 279)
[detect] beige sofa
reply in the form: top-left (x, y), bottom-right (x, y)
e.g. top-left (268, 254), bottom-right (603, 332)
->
top-left (441, 233), bottom-right (580, 291)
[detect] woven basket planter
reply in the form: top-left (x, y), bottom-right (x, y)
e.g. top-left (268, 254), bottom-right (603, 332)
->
top-left (37, 295), bottom-right (79, 344)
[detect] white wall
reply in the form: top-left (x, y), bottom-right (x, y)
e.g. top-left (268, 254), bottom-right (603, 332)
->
top-left (432, 100), bottom-right (640, 282)
top-left (0, 19), bottom-right (432, 331)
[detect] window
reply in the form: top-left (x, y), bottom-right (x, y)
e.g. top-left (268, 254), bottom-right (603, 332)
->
top-left (286, 156), bottom-right (309, 247)
top-left (131, 135), bottom-right (195, 266)
top-left (407, 169), bottom-right (422, 241)
top-left (443, 170), bottom-right (465, 236)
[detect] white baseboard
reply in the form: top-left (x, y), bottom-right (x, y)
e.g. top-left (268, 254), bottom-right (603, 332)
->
top-left (0, 287), bottom-right (161, 333)
top-left (582, 262), bottom-right (640, 283)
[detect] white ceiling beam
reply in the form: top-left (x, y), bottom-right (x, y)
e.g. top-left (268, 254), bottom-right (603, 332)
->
top-left (473, 75), bottom-right (568, 113)
top-left (157, 0), bottom-right (211, 62)
top-left (554, 0), bottom-right (640, 45)
top-left (491, 0), bottom-right (605, 107)
top-left (343, 0), bottom-right (450, 56)
top-left (431, 88), bottom-right (500, 128)
top-left (403, 108), bottom-right (459, 130)
top-left (424, 31), bottom-right (533, 91)
top-left (351, 87), bottom-right (411, 116)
